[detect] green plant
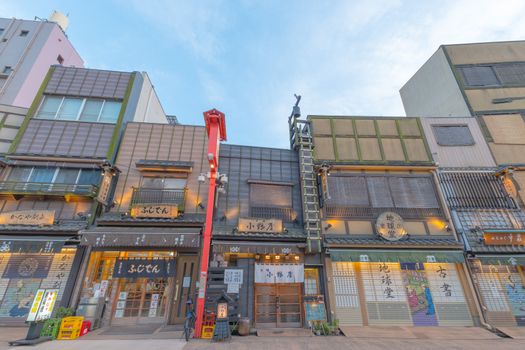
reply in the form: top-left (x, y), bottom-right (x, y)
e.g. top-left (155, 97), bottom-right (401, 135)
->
top-left (311, 319), bottom-right (340, 336)
top-left (55, 307), bottom-right (74, 319)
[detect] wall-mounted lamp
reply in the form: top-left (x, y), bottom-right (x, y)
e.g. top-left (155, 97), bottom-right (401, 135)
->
top-left (324, 223), bottom-right (332, 231)
top-left (265, 255), bottom-right (271, 260)
top-left (275, 255), bottom-right (281, 260)
top-left (198, 202), bottom-right (205, 210)
top-left (294, 255), bottom-right (300, 261)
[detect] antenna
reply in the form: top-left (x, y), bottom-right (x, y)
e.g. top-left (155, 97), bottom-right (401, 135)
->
top-left (290, 94), bottom-right (301, 120)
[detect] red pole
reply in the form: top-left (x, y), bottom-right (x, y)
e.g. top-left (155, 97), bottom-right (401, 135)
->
top-left (194, 109), bottom-right (226, 338)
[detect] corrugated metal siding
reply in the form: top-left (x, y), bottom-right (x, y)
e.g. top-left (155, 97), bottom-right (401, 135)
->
top-left (45, 66), bottom-right (132, 99)
top-left (113, 123), bottom-right (208, 213)
top-left (13, 119), bottom-right (115, 158)
top-left (216, 144), bottom-right (302, 226)
top-left (420, 117), bottom-right (495, 168)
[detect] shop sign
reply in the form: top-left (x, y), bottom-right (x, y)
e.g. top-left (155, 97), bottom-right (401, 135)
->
top-left (131, 204), bottom-right (179, 219)
top-left (254, 263), bottom-right (304, 283)
top-left (224, 269), bottom-right (243, 284)
top-left (0, 210), bottom-right (54, 226)
top-left (238, 218), bottom-right (283, 233)
top-left (97, 171), bottom-right (112, 205)
top-left (113, 258), bottom-right (176, 278)
top-left (2, 254), bottom-right (53, 279)
top-left (375, 212), bottom-right (407, 241)
top-left (305, 300), bottom-right (327, 322)
top-left (484, 232), bottom-right (525, 246)
top-left (26, 289), bottom-right (58, 322)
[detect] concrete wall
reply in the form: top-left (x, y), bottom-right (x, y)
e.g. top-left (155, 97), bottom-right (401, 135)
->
top-left (0, 104), bottom-right (26, 154)
top-left (446, 41), bottom-right (525, 65)
top-left (420, 116), bottom-right (496, 167)
top-left (133, 72), bottom-right (167, 123)
top-left (0, 18), bottom-right (83, 108)
top-left (400, 47), bottom-right (471, 117)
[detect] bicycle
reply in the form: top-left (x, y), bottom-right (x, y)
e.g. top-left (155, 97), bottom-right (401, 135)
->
top-left (183, 299), bottom-right (196, 341)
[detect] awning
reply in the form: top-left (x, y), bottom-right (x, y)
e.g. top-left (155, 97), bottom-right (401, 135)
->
top-left (329, 249), bottom-right (465, 263)
top-left (213, 241), bottom-right (304, 255)
top-left (80, 227), bottom-right (200, 248)
top-left (472, 255), bottom-right (525, 266)
top-left (0, 235), bottom-right (74, 253)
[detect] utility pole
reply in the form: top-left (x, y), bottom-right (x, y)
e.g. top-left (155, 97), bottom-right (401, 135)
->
top-left (194, 109), bottom-right (227, 338)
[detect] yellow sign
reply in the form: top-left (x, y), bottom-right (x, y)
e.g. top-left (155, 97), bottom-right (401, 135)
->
top-left (131, 205), bottom-right (179, 218)
top-left (27, 289), bottom-right (45, 322)
top-left (238, 218), bottom-right (283, 233)
top-left (0, 210), bottom-right (55, 226)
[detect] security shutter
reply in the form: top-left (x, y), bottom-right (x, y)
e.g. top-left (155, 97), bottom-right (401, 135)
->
top-left (432, 125), bottom-right (475, 146)
top-left (367, 177), bottom-right (394, 208)
top-left (389, 177), bottom-right (439, 208)
top-left (250, 183), bottom-right (292, 207)
top-left (494, 63), bottom-right (525, 85)
top-left (327, 176), bottom-right (369, 206)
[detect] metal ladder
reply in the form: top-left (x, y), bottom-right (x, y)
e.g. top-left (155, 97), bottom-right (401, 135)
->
top-left (289, 116), bottom-right (322, 254)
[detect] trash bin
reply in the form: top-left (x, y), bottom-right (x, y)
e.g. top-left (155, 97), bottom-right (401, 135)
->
top-left (238, 317), bottom-right (250, 336)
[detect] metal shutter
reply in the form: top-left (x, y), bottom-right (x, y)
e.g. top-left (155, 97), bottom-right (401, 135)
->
top-left (459, 66), bottom-right (500, 86)
top-left (494, 63), bottom-right (525, 85)
top-left (327, 176), bottom-right (369, 206)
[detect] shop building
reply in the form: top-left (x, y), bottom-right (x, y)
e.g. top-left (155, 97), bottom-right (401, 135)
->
top-left (438, 169), bottom-right (525, 327)
top-left (0, 65), bottom-right (166, 325)
top-left (308, 115), bottom-right (478, 327)
top-left (208, 144), bottom-right (321, 329)
top-left (77, 122), bottom-right (211, 327)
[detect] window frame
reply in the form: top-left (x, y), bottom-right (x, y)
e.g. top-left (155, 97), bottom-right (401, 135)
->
top-left (2, 66), bottom-right (13, 74)
top-left (140, 175), bottom-right (187, 190)
top-left (19, 30), bottom-right (29, 37)
top-left (35, 95), bottom-right (122, 123)
top-left (431, 124), bottom-right (476, 147)
top-left (7, 166), bottom-right (100, 185)
top-left (458, 65), bottom-right (501, 87)
top-left (249, 182), bottom-right (293, 209)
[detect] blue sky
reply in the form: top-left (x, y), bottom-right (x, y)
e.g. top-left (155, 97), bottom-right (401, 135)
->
top-left (2, 1), bottom-right (525, 148)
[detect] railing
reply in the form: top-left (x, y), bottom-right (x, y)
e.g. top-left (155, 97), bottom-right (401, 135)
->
top-left (0, 181), bottom-right (98, 197)
top-left (250, 206), bottom-right (295, 222)
top-left (131, 187), bottom-right (187, 210)
top-left (325, 206), bottom-right (444, 219)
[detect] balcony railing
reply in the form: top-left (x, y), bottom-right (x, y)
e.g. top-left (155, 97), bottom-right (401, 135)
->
top-left (0, 181), bottom-right (99, 198)
top-left (131, 187), bottom-right (187, 211)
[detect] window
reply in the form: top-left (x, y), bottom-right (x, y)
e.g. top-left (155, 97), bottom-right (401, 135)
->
top-left (20, 30), bottom-right (29, 37)
top-left (141, 177), bottom-right (186, 189)
top-left (7, 166), bottom-right (100, 185)
top-left (494, 63), bottom-right (525, 85)
top-left (35, 95), bottom-right (122, 123)
top-left (432, 125), bottom-right (475, 146)
top-left (458, 66), bottom-right (499, 87)
top-left (57, 54), bottom-right (64, 65)
top-left (2, 66), bottom-right (12, 74)
top-left (250, 183), bottom-right (292, 207)
top-left (0, 28), bottom-right (4, 36)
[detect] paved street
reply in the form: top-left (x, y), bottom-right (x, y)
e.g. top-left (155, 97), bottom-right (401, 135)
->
top-left (1, 327), bottom-right (525, 350)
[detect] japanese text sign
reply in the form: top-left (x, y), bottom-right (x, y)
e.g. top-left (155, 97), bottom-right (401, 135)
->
top-left (26, 289), bottom-right (58, 322)
top-left (238, 218), bottom-right (283, 233)
top-left (483, 232), bottom-right (525, 246)
top-left (0, 210), bottom-right (54, 226)
top-left (131, 205), bottom-right (179, 219)
top-left (224, 269), bottom-right (243, 284)
top-left (113, 258), bottom-right (176, 278)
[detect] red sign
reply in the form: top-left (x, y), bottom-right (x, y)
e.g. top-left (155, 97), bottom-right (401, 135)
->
top-left (483, 232), bottom-right (525, 246)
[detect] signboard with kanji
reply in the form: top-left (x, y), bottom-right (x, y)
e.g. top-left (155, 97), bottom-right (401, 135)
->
top-left (238, 218), bottom-right (283, 233)
top-left (224, 269), bottom-right (243, 284)
top-left (484, 232), bottom-right (525, 246)
top-left (375, 212), bottom-right (406, 241)
top-left (0, 210), bottom-right (54, 226)
top-left (26, 289), bottom-right (58, 322)
top-left (131, 205), bottom-right (179, 219)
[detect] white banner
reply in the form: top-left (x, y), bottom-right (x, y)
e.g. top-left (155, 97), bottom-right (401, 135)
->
top-left (254, 263), bottom-right (304, 283)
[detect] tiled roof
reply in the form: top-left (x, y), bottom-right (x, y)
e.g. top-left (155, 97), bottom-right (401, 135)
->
top-left (324, 234), bottom-right (462, 249)
top-left (97, 212), bottom-right (205, 225)
top-left (463, 228), bottom-right (525, 254)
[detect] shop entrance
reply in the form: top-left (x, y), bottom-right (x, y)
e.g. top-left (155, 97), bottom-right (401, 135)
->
top-left (254, 283), bottom-right (302, 328)
top-left (111, 277), bottom-right (169, 325)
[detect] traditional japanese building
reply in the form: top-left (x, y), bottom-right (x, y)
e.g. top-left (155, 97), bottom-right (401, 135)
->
top-left (0, 65), bottom-right (166, 324)
top-left (208, 144), bottom-right (320, 329)
top-left (306, 115), bottom-right (477, 327)
top-left (77, 121), bottom-right (210, 328)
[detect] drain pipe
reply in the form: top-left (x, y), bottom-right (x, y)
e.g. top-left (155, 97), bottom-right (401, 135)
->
top-left (450, 211), bottom-right (494, 332)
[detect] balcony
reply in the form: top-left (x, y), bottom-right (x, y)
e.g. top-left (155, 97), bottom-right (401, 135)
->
top-left (130, 187), bottom-right (187, 212)
top-left (0, 181), bottom-right (98, 201)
